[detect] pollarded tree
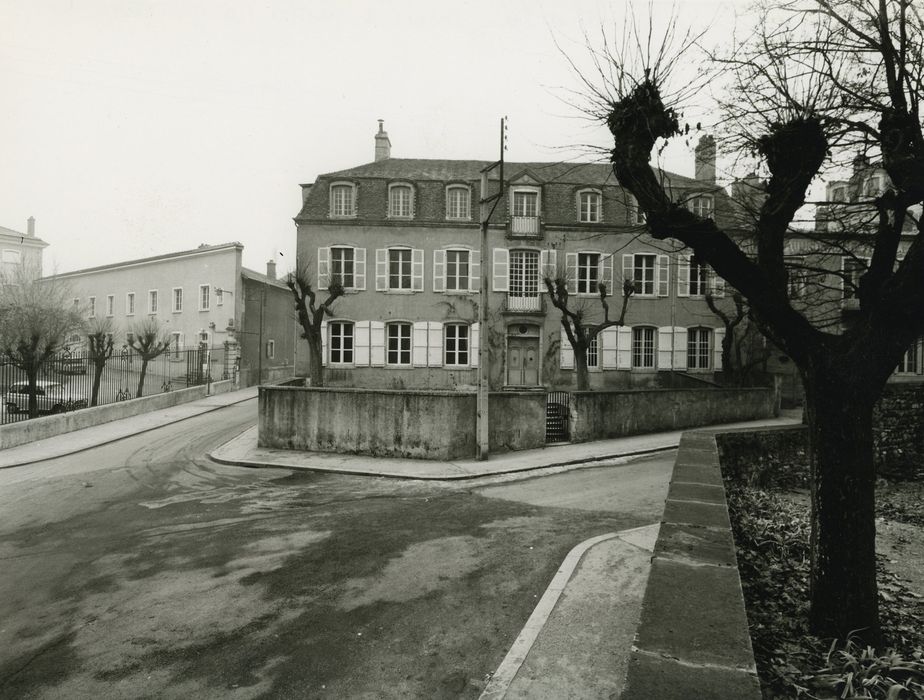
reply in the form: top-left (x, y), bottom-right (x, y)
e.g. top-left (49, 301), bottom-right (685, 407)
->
top-left (127, 317), bottom-right (171, 398)
top-left (705, 292), bottom-right (771, 386)
top-left (544, 267), bottom-right (634, 390)
top-left (0, 269), bottom-right (85, 418)
top-left (286, 262), bottom-right (344, 387)
top-left (593, 0), bottom-right (924, 642)
top-left (87, 317), bottom-right (116, 407)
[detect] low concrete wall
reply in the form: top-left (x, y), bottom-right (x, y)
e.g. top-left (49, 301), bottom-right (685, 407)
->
top-left (488, 392), bottom-right (547, 453)
top-left (570, 388), bottom-right (778, 443)
top-left (0, 380), bottom-right (235, 450)
top-left (622, 430), bottom-right (761, 699)
top-left (259, 386), bottom-right (477, 460)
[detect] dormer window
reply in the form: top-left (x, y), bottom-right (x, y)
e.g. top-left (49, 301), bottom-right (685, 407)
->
top-left (865, 175), bottom-right (884, 196)
top-left (512, 189), bottom-right (539, 218)
top-left (446, 185), bottom-right (471, 220)
top-left (831, 185), bottom-right (847, 202)
top-left (388, 183), bottom-right (414, 218)
top-left (688, 194), bottom-right (715, 220)
top-left (330, 183), bottom-right (356, 218)
top-left (577, 189), bottom-right (602, 223)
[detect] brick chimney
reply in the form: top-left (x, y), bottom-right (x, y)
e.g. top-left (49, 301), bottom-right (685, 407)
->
top-left (266, 259), bottom-right (277, 280)
top-left (375, 119), bottom-right (391, 162)
top-left (694, 135), bottom-right (716, 184)
top-left (26, 216), bottom-right (35, 237)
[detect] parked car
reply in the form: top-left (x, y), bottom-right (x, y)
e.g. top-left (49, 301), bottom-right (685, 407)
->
top-left (3, 380), bottom-right (88, 415)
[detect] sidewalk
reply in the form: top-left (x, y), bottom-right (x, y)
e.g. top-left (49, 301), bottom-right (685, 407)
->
top-left (0, 385), bottom-right (259, 469)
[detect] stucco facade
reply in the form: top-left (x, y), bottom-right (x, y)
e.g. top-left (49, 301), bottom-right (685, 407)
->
top-left (48, 243), bottom-right (297, 386)
top-left (294, 125), bottom-right (738, 391)
top-left (0, 217), bottom-right (48, 280)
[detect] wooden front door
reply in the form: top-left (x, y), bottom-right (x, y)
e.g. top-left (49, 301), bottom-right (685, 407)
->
top-left (506, 336), bottom-right (540, 386)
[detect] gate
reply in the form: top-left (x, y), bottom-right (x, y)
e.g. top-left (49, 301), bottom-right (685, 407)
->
top-left (545, 391), bottom-right (571, 443)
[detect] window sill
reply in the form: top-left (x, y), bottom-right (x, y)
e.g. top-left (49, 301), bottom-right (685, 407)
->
top-left (383, 289), bottom-right (418, 294)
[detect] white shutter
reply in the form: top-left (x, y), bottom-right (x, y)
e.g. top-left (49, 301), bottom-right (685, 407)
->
top-left (370, 321), bottom-right (385, 367)
top-left (376, 249), bottom-right (388, 291)
top-left (412, 248), bottom-right (424, 291)
top-left (318, 247), bottom-right (331, 290)
top-left (493, 248), bottom-right (509, 292)
top-left (658, 255), bottom-right (670, 297)
top-left (672, 327), bottom-right (688, 370)
top-left (622, 254), bottom-right (634, 289)
top-left (354, 248), bottom-right (366, 290)
top-left (413, 321), bottom-right (429, 366)
top-left (600, 326), bottom-right (619, 369)
top-left (560, 327), bottom-right (574, 369)
top-left (677, 254), bottom-right (690, 297)
top-left (599, 256), bottom-right (613, 296)
top-left (710, 268), bottom-right (726, 298)
top-left (433, 250), bottom-right (446, 292)
top-left (616, 326), bottom-right (632, 369)
top-left (471, 323), bottom-right (480, 367)
top-left (714, 328), bottom-right (725, 370)
top-left (540, 249), bottom-right (557, 291)
top-left (427, 321), bottom-right (443, 367)
top-left (469, 251), bottom-right (480, 293)
top-left (354, 320), bottom-right (370, 366)
top-left (320, 319), bottom-right (328, 367)
top-left (566, 253), bottom-right (578, 294)
top-left (657, 327), bottom-right (673, 369)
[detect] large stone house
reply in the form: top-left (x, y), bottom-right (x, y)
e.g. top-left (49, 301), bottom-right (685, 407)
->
top-left (49, 243), bottom-right (297, 386)
top-left (294, 123), bottom-right (741, 391)
top-left (1, 217), bottom-right (48, 280)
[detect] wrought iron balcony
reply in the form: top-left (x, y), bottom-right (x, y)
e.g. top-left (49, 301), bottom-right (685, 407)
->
top-left (504, 294), bottom-right (544, 313)
top-left (508, 216), bottom-right (542, 237)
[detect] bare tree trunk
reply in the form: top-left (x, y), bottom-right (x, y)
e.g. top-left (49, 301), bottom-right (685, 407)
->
top-left (91, 361), bottom-right (105, 406)
top-left (574, 349), bottom-right (590, 391)
top-left (804, 370), bottom-right (880, 645)
top-left (136, 359), bottom-right (149, 398)
top-left (307, 333), bottom-right (323, 387)
top-left (27, 369), bottom-right (39, 418)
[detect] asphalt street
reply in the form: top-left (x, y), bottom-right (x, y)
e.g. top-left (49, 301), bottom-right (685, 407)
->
top-left (0, 398), bottom-right (673, 699)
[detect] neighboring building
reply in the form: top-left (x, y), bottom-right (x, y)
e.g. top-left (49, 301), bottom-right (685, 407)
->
top-left (47, 243), bottom-right (297, 386)
top-left (294, 123), bottom-right (738, 391)
top-left (1, 217), bottom-right (48, 280)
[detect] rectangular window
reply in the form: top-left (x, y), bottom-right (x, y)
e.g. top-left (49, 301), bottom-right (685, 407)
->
top-left (73, 297), bottom-right (79, 309)
top-left (446, 250), bottom-right (470, 291)
top-left (577, 253), bottom-right (600, 294)
top-left (389, 185), bottom-right (412, 218)
top-left (106, 295), bottom-right (114, 316)
top-left (689, 195), bottom-right (714, 219)
top-left (126, 292), bottom-right (135, 315)
top-left (896, 341), bottom-right (919, 374)
top-left (633, 255), bottom-right (656, 296)
top-left (329, 321), bottom-right (354, 365)
top-left (786, 256), bottom-right (807, 299)
top-left (628, 194), bottom-right (646, 225)
top-left (687, 328), bottom-right (712, 369)
top-left (446, 187), bottom-right (470, 220)
top-left (331, 247), bottom-right (355, 288)
top-left (88, 296), bottom-right (96, 318)
top-left (1, 249), bottom-right (21, 264)
top-left (842, 257), bottom-right (867, 299)
top-left (172, 287), bottom-right (183, 313)
top-left (509, 250), bottom-right (540, 296)
top-left (216, 289), bottom-right (223, 306)
top-left (689, 256), bottom-right (708, 296)
top-left (266, 339), bottom-right (275, 359)
top-left (632, 327), bottom-right (656, 369)
top-left (512, 190), bottom-right (539, 217)
top-left (199, 284), bottom-right (210, 310)
top-left (331, 184), bottom-right (354, 217)
top-left (149, 290), bottom-right (158, 314)
top-left (587, 332), bottom-right (599, 368)
top-left (171, 332), bottom-right (182, 358)
top-left (388, 249), bottom-right (412, 290)
top-left (387, 323), bottom-right (412, 365)
top-left (579, 192), bottom-right (601, 223)
top-left (444, 324), bottom-right (470, 366)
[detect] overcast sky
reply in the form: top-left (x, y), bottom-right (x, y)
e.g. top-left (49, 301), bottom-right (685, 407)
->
top-left (1, 0), bottom-right (750, 277)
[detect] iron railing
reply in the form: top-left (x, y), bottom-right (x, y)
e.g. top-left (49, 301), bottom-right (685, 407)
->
top-left (1, 345), bottom-right (230, 425)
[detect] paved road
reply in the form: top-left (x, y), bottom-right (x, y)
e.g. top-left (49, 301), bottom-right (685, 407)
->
top-left (0, 399), bottom-right (672, 699)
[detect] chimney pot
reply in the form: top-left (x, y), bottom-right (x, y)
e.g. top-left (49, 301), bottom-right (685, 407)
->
top-left (694, 135), bottom-right (716, 185)
top-left (266, 259), bottom-right (277, 280)
top-left (375, 120), bottom-right (391, 161)
top-left (27, 216), bottom-right (35, 236)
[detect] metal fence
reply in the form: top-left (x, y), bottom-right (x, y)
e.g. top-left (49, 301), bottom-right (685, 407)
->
top-left (1, 345), bottom-right (230, 425)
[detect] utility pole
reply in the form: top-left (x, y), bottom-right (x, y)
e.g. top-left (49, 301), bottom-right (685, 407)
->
top-left (477, 117), bottom-right (506, 460)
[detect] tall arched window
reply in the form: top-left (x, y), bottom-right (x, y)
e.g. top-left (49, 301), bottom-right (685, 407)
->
top-left (446, 185), bottom-right (471, 220)
top-left (388, 184), bottom-right (414, 218)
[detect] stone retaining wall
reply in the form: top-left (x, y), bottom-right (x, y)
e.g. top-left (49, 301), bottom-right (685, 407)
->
top-left (0, 380), bottom-right (235, 450)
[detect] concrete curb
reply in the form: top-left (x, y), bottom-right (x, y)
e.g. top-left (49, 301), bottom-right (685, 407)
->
top-left (206, 426), bottom-right (679, 480)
